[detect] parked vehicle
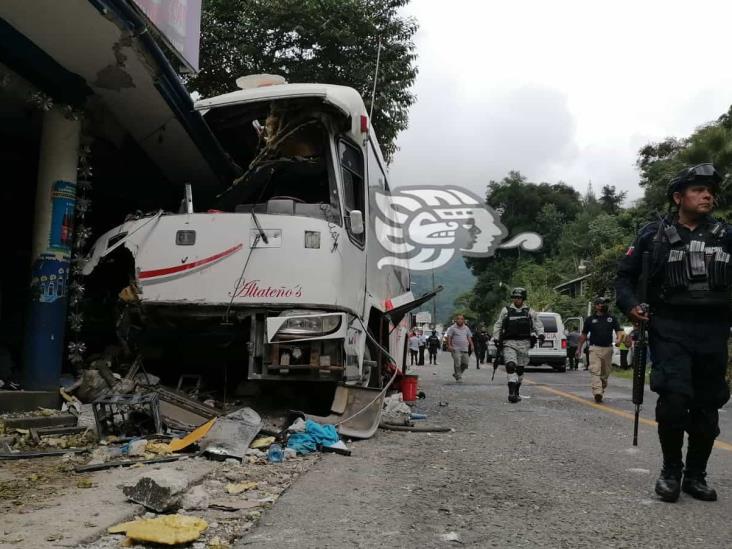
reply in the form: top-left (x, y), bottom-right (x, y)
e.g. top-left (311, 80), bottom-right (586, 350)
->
top-left (528, 312), bottom-right (567, 372)
top-left (82, 77), bottom-right (436, 387)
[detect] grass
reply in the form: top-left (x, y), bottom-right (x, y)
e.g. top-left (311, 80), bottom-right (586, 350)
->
top-left (611, 366), bottom-right (650, 380)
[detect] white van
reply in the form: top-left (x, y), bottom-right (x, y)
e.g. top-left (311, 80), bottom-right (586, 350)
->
top-left (528, 312), bottom-right (567, 372)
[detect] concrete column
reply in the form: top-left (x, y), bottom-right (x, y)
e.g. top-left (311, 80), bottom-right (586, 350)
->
top-left (23, 106), bottom-right (81, 390)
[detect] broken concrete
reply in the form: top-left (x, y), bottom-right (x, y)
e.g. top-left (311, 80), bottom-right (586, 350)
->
top-left (181, 484), bottom-right (210, 510)
top-left (2, 413), bottom-right (77, 430)
top-left (122, 469), bottom-right (190, 512)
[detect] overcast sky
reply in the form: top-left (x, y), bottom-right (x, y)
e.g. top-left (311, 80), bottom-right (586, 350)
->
top-left (389, 0), bottom-right (732, 202)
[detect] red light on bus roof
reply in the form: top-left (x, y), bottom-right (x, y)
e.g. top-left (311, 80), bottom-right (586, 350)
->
top-left (360, 115), bottom-right (369, 133)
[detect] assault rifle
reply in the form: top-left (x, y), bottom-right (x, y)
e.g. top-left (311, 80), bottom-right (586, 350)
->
top-left (491, 339), bottom-right (503, 381)
top-left (632, 251), bottom-right (650, 446)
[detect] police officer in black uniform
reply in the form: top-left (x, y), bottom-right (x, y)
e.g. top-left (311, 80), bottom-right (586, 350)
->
top-left (615, 163), bottom-right (731, 503)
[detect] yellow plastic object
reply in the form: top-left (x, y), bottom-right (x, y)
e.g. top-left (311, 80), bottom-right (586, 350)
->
top-left (146, 441), bottom-right (173, 455)
top-left (225, 481), bottom-right (258, 495)
top-left (168, 418), bottom-right (216, 452)
top-left (108, 515), bottom-right (208, 545)
top-left (249, 436), bottom-right (275, 449)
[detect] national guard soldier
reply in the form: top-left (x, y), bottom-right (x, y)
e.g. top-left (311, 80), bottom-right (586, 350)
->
top-left (492, 287), bottom-right (544, 403)
top-left (616, 163), bottom-right (731, 503)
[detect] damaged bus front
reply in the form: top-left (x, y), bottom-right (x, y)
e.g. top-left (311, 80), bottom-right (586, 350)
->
top-left (82, 79), bottom-right (425, 387)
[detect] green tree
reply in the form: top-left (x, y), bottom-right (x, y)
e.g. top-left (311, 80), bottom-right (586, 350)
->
top-left (599, 185), bottom-right (627, 215)
top-left (189, 0), bottom-right (418, 161)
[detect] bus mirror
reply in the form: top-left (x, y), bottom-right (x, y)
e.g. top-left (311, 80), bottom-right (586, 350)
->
top-left (349, 210), bottom-right (364, 235)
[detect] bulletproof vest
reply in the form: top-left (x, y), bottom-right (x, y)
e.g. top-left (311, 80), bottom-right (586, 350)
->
top-left (502, 307), bottom-right (532, 339)
top-left (658, 220), bottom-right (732, 307)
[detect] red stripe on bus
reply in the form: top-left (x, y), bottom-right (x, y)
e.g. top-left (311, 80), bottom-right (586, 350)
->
top-left (139, 243), bottom-right (243, 279)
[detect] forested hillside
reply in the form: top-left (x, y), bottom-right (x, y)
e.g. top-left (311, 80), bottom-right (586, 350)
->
top-left (430, 105), bottom-right (732, 331)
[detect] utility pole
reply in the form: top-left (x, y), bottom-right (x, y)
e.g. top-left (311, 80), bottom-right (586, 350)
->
top-left (431, 268), bottom-right (437, 326)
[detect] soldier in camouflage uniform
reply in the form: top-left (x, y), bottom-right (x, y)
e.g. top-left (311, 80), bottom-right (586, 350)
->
top-left (492, 288), bottom-right (544, 403)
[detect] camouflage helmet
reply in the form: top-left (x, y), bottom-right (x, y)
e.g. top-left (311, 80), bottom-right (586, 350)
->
top-left (511, 287), bottom-right (527, 300)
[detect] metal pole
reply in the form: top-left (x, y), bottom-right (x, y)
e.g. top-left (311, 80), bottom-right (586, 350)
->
top-left (23, 106), bottom-right (81, 390)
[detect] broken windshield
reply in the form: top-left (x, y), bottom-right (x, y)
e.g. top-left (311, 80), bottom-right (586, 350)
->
top-left (205, 99), bottom-right (341, 222)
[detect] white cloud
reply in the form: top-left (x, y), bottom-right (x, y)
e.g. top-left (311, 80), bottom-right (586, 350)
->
top-left (389, 0), bottom-right (732, 202)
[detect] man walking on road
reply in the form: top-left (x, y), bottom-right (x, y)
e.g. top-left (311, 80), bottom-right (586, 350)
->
top-left (408, 330), bottom-right (419, 366)
top-left (616, 163), bottom-right (731, 503)
top-left (576, 297), bottom-right (622, 403)
top-left (427, 330), bottom-right (440, 365)
top-left (418, 331), bottom-right (427, 365)
top-left (446, 315), bottom-right (474, 382)
top-left (492, 288), bottom-right (544, 403)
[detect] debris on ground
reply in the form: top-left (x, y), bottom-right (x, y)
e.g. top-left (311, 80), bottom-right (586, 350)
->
top-left (122, 469), bottom-right (191, 512)
top-left (108, 514), bottom-right (208, 545)
top-left (225, 481), bottom-right (258, 495)
top-left (200, 408), bottom-right (262, 461)
top-left (286, 419), bottom-right (340, 455)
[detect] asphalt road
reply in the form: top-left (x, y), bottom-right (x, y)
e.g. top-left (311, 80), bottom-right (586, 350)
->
top-left (237, 350), bottom-right (732, 548)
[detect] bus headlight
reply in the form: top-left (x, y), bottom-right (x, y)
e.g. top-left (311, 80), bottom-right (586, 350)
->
top-left (273, 313), bottom-right (342, 340)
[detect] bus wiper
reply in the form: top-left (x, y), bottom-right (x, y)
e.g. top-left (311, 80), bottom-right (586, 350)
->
top-left (250, 207), bottom-right (269, 245)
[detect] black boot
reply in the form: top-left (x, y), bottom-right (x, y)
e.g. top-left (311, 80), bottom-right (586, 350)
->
top-left (655, 467), bottom-right (682, 502)
top-left (656, 427), bottom-right (684, 502)
top-left (508, 382), bottom-right (519, 403)
top-left (682, 472), bottom-right (717, 501)
top-left (515, 382), bottom-right (522, 401)
top-left (684, 433), bottom-right (717, 501)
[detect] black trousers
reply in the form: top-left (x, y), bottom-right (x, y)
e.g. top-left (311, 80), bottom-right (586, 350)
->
top-left (418, 346), bottom-right (425, 365)
top-left (649, 312), bottom-right (730, 473)
top-left (567, 346), bottom-right (578, 369)
top-left (409, 350), bottom-right (418, 365)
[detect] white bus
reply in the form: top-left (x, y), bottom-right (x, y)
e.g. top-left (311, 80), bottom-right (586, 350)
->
top-left (82, 77), bottom-right (435, 388)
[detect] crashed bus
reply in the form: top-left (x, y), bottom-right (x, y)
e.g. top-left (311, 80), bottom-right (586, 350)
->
top-left (82, 76), bottom-right (435, 400)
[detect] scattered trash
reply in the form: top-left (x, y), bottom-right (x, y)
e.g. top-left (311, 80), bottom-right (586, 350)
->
top-left (266, 443), bottom-right (284, 463)
top-left (108, 514), bottom-right (208, 545)
top-left (410, 413), bottom-right (427, 420)
top-left (200, 408), bottom-right (262, 461)
top-left (157, 386), bottom-right (220, 432)
top-left (418, 391), bottom-right (427, 399)
top-left (74, 453), bottom-right (191, 473)
top-left (287, 418), bottom-right (307, 432)
top-left (76, 478), bottom-right (93, 488)
top-left (250, 436), bottom-right (275, 449)
top-left (286, 419), bottom-right (339, 455)
top-left (168, 418), bottom-right (216, 453)
top-left (92, 393), bottom-right (162, 438)
top-left (438, 401), bottom-right (449, 407)
top-left (225, 481), bottom-right (257, 495)
top-left (316, 440), bottom-right (351, 456)
top-left (122, 469), bottom-right (190, 512)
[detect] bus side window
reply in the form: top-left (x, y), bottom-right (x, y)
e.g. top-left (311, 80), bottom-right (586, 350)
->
top-left (367, 141), bottom-right (386, 190)
top-left (339, 140), bottom-right (365, 244)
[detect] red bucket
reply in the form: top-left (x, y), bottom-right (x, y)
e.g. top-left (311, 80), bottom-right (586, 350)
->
top-left (401, 374), bottom-right (418, 402)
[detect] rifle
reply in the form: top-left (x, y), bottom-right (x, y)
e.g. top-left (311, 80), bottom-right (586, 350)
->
top-left (632, 251), bottom-right (650, 446)
top-left (491, 339), bottom-right (503, 381)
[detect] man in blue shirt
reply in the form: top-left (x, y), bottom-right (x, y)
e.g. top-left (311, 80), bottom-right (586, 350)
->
top-left (577, 297), bottom-right (622, 403)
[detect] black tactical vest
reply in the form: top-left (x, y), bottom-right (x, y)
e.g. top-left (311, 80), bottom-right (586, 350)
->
top-left (502, 307), bottom-right (532, 339)
top-left (657, 220), bottom-right (732, 307)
